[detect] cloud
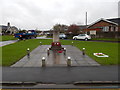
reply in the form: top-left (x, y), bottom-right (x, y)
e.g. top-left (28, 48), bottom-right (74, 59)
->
top-left (1, 0), bottom-right (119, 30)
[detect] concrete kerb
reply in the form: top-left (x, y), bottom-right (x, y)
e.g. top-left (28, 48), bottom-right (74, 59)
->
top-left (74, 81), bottom-right (120, 85)
top-left (1, 81), bottom-right (119, 86)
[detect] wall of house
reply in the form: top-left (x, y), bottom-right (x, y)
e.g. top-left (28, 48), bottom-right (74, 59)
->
top-left (96, 32), bottom-right (119, 38)
top-left (88, 20), bottom-right (119, 38)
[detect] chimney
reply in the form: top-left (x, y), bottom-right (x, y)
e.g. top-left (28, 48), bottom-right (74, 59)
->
top-left (7, 22), bottom-right (10, 27)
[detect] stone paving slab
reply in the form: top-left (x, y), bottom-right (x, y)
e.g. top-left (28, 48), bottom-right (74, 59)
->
top-left (11, 45), bottom-right (100, 67)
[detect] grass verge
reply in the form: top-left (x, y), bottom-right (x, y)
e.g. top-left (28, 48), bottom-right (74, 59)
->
top-left (1, 39), bottom-right (52, 66)
top-left (61, 40), bottom-right (119, 65)
top-left (0, 35), bottom-right (17, 41)
top-left (91, 38), bottom-right (120, 41)
top-left (1, 39), bottom-right (119, 66)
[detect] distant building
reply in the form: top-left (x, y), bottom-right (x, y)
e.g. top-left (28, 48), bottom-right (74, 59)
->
top-left (85, 18), bottom-right (120, 38)
top-left (0, 22), bottom-right (18, 35)
top-left (78, 25), bottom-right (87, 34)
top-left (66, 24), bottom-right (87, 35)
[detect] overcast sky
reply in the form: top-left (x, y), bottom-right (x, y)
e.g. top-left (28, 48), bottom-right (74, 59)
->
top-left (0, 0), bottom-right (119, 30)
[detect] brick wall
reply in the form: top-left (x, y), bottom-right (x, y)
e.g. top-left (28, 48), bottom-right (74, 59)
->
top-left (88, 20), bottom-right (119, 38)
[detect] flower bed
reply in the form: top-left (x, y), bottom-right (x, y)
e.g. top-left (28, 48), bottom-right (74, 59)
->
top-left (93, 53), bottom-right (109, 57)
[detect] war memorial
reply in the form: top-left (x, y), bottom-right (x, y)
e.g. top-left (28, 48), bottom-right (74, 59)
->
top-left (1, 24), bottom-right (119, 89)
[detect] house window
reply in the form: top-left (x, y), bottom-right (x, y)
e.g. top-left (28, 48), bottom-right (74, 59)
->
top-left (111, 26), bottom-right (113, 32)
top-left (102, 26), bottom-right (109, 32)
top-left (110, 26), bottom-right (118, 32)
top-left (113, 27), bottom-right (116, 31)
top-left (90, 31), bottom-right (96, 35)
top-left (116, 27), bottom-right (118, 31)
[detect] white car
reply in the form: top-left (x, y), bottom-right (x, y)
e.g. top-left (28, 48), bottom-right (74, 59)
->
top-left (73, 34), bottom-right (91, 41)
top-left (59, 33), bottom-right (67, 39)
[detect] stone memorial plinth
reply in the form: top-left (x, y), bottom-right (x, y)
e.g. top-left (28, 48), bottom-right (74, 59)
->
top-left (50, 24), bottom-right (63, 51)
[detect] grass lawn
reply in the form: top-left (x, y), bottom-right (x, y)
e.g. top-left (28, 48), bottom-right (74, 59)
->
top-left (1, 39), bottom-right (52, 66)
top-left (91, 38), bottom-right (120, 41)
top-left (61, 40), bottom-right (119, 65)
top-left (0, 35), bottom-right (17, 41)
top-left (1, 39), bottom-right (119, 66)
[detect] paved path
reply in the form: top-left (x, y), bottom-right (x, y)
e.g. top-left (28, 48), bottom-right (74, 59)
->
top-left (11, 45), bottom-right (100, 67)
top-left (0, 40), bottom-right (18, 47)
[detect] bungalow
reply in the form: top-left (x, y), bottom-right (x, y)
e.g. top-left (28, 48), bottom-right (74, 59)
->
top-left (0, 22), bottom-right (18, 35)
top-left (86, 18), bottom-right (120, 38)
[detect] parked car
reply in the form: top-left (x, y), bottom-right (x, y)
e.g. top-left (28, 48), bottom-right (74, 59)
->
top-left (59, 33), bottom-right (67, 39)
top-left (73, 34), bottom-right (91, 41)
top-left (14, 30), bottom-right (37, 40)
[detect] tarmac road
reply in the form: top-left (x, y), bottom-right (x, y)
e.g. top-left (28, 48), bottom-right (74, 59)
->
top-left (1, 37), bottom-right (118, 47)
top-left (2, 66), bottom-right (118, 84)
top-left (0, 36), bottom-right (52, 47)
top-left (65, 39), bottom-right (119, 43)
top-left (0, 40), bottom-right (18, 47)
